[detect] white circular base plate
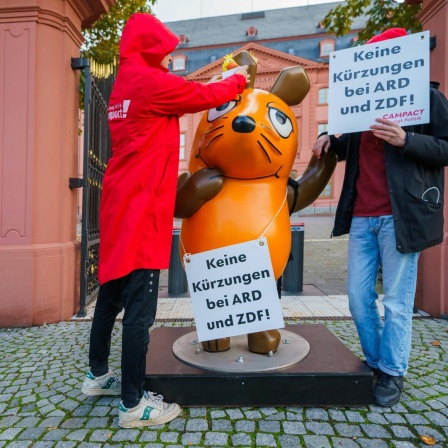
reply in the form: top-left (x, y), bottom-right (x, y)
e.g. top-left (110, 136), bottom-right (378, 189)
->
top-left (172, 329), bottom-right (310, 373)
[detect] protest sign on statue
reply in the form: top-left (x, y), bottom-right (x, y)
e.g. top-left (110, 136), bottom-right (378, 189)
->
top-left (184, 238), bottom-right (284, 342)
top-left (328, 31), bottom-right (430, 135)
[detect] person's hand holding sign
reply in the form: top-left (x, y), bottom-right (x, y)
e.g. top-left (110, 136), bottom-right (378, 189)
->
top-left (370, 118), bottom-right (407, 147)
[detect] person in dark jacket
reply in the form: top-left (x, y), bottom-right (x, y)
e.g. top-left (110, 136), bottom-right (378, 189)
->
top-left (312, 28), bottom-right (448, 407)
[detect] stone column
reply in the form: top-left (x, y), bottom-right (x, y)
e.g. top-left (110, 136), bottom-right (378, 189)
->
top-left (0, 0), bottom-right (115, 326)
top-left (414, 0), bottom-right (448, 318)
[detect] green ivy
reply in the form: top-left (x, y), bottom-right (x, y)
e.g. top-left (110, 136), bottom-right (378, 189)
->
top-left (81, 0), bottom-right (157, 65)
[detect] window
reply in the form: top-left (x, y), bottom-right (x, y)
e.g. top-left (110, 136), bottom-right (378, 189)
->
top-left (241, 11), bottom-right (265, 20)
top-left (321, 43), bottom-right (334, 56)
top-left (319, 39), bottom-right (335, 58)
top-left (179, 133), bottom-right (186, 159)
top-left (319, 178), bottom-right (333, 198)
top-left (179, 34), bottom-right (189, 44)
top-left (318, 88), bottom-right (329, 104)
top-left (246, 27), bottom-right (258, 36)
top-left (172, 55), bottom-right (186, 72)
top-left (317, 123), bottom-right (328, 135)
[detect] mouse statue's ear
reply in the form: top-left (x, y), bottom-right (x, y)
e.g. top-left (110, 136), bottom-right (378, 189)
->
top-left (232, 50), bottom-right (257, 89)
top-left (270, 67), bottom-right (310, 106)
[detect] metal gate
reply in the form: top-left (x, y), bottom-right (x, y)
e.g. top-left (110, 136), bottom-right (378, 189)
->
top-left (71, 58), bottom-right (115, 317)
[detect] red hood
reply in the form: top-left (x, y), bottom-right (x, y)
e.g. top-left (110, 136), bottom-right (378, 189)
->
top-left (119, 13), bottom-right (179, 70)
top-left (366, 28), bottom-right (407, 44)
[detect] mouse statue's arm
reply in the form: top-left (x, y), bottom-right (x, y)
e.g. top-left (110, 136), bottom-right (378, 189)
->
top-left (287, 149), bottom-right (337, 214)
top-left (174, 168), bottom-right (224, 219)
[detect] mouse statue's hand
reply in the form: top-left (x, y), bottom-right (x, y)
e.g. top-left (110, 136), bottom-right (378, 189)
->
top-left (174, 168), bottom-right (225, 219)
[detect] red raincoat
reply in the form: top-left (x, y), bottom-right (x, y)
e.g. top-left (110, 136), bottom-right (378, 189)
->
top-left (98, 13), bottom-right (246, 284)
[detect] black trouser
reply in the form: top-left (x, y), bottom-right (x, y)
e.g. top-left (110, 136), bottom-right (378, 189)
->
top-left (88, 269), bottom-right (160, 408)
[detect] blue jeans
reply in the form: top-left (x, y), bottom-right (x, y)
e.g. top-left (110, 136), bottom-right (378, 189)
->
top-left (347, 216), bottom-right (419, 376)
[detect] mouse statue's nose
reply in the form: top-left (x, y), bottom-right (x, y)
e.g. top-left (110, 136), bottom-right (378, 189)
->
top-left (232, 115), bottom-right (256, 133)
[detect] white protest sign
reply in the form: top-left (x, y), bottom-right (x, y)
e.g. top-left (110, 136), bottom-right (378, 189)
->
top-left (184, 238), bottom-right (284, 342)
top-left (328, 31), bottom-right (430, 135)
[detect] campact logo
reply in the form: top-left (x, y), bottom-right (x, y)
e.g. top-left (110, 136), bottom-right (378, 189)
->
top-left (122, 100), bottom-right (131, 118)
top-left (108, 100), bottom-right (131, 120)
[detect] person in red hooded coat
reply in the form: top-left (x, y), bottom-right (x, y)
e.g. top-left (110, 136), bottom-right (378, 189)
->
top-left (81, 13), bottom-right (249, 428)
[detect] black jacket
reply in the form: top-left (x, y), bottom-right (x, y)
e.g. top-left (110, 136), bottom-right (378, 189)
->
top-left (329, 85), bottom-right (448, 253)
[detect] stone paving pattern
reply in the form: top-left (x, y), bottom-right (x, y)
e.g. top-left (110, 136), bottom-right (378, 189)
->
top-left (1, 216), bottom-right (448, 447)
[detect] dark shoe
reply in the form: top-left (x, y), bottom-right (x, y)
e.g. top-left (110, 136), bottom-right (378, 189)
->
top-left (362, 361), bottom-right (381, 380)
top-left (374, 372), bottom-right (403, 407)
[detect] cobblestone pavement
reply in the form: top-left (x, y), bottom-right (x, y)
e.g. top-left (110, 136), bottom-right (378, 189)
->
top-left (1, 319), bottom-right (447, 447)
top-left (1, 216), bottom-right (448, 447)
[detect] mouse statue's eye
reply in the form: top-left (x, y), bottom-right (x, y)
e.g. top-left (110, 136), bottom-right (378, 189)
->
top-left (268, 106), bottom-right (293, 138)
top-left (208, 100), bottom-right (238, 122)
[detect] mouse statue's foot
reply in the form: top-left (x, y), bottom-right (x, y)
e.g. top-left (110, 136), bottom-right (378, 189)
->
top-left (247, 330), bottom-right (281, 354)
top-left (201, 337), bottom-right (230, 352)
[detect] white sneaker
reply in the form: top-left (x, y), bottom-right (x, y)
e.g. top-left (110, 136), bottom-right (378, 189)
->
top-left (81, 370), bottom-right (121, 396)
top-left (118, 391), bottom-right (181, 428)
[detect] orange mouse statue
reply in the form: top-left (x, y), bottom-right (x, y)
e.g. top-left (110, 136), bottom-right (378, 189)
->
top-left (175, 51), bottom-right (336, 354)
